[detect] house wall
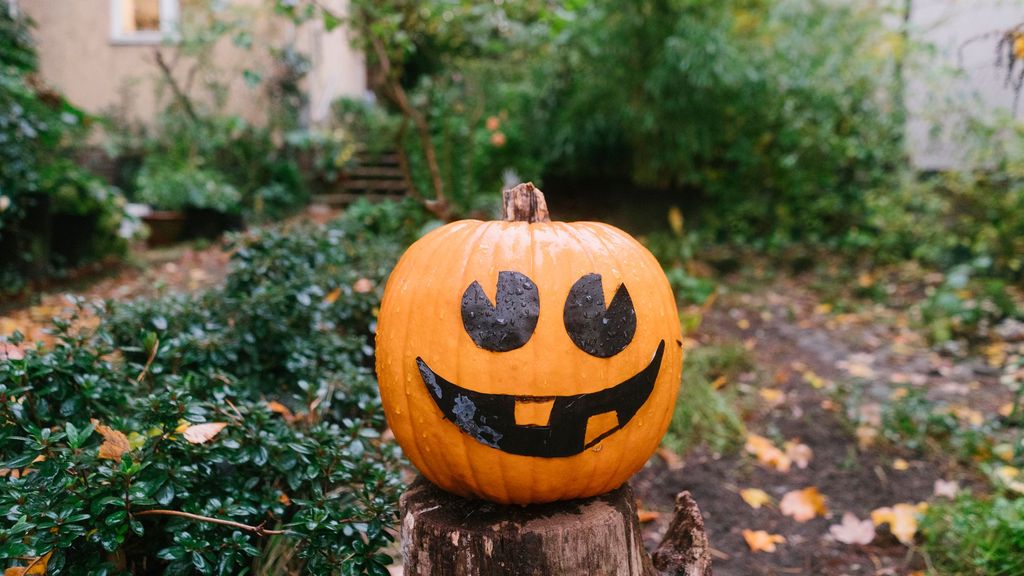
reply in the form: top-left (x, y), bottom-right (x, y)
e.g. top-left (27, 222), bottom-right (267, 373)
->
top-left (17, 0), bottom-right (365, 125)
top-left (907, 0), bottom-right (1023, 169)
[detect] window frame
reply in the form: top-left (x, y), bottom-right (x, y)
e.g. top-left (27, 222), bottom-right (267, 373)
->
top-left (109, 0), bottom-right (179, 46)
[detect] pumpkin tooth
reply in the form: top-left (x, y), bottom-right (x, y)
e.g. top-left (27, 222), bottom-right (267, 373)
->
top-left (514, 398), bottom-right (556, 427)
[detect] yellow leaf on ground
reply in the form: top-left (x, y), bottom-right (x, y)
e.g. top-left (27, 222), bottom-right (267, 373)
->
top-left (182, 422), bottom-right (228, 444)
top-left (892, 458), bottom-right (909, 471)
top-left (871, 503), bottom-right (927, 545)
top-left (994, 443), bottom-right (1016, 462)
top-left (637, 509), bottom-right (661, 523)
top-left (802, 370), bottom-right (826, 389)
top-left (994, 465), bottom-right (1024, 493)
top-left (742, 529), bottom-right (785, 552)
top-left (999, 403), bottom-right (1016, 417)
top-left (829, 512), bottom-right (875, 545)
top-left (711, 375), bottom-right (728, 390)
top-left (92, 419), bottom-right (130, 461)
top-left (780, 487), bottom-right (827, 522)
top-left (758, 388), bottom-right (785, 405)
top-left (855, 425), bottom-right (878, 450)
top-left (745, 434), bottom-right (791, 472)
top-left (740, 488), bottom-right (773, 509)
top-left (323, 287), bottom-right (342, 304)
top-left (784, 441), bottom-right (813, 469)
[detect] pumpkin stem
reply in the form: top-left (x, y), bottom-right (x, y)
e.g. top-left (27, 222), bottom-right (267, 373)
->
top-left (502, 182), bottom-right (551, 223)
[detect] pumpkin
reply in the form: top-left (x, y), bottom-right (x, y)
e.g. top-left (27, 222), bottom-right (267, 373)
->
top-left (375, 183), bottom-right (683, 504)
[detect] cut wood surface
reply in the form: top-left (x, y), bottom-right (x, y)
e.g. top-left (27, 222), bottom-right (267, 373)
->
top-left (400, 477), bottom-right (711, 576)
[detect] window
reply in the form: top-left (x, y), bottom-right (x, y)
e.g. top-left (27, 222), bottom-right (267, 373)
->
top-left (110, 0), bottom-right (179, 45)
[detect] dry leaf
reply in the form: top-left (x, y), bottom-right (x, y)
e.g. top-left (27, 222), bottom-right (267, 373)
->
top-left (892, 458), bottom-right (909, 471)
top-left (4, 551), bottom-right (52, 575)
top-left (871, 503), bottom-right (928, 544)
top-left (637, 509), bottom-right (661, 523)
top-left (933, 479), bottom-right (959, 499)
top-left (0, 342), bottom-right (25, 361)
top-left (994, 443), bottom-right (1015, 462)
top-left (740, 488), bottom-right (773, 509)
top-left (736, 318), bottom-right (750, 330)
top-left (267, 401), bottom-right (296, 421)
top-left (92, 419), bottom-right (130, 461)
top-left (711, 375), bottom-right (727, 390)
top-left (759, 388), bottom-right (786, 405)
top-left (784, 441), bottom-right (813, 469)
top-left (829, 512), bottom-right (875, 545)
top-left (323, 287), bottom-right (342, 305)
top-left (182, 422), bottom-right (228, 444)
top-left (855, 425), bottom-right (878, 450)
top-left (656, 447), bottom-right (685, 470)
top-left (994, 465), bottom-right (1024, 493)
top-left (745, 434), bottom-right (791, 472)
top-left (352, 278), bottom-right (374, 293)
top-left (802, 370), bottom-right (826, 389)
top-left (780, 487), bottom-right (827, 522)
top-left (278, 492), bottom-right (292, 506)
top-left (742, 529), bottom-right (785, 552)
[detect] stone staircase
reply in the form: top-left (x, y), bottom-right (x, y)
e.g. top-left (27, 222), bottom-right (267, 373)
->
top-left (313, 151), bottom-right (409, 206)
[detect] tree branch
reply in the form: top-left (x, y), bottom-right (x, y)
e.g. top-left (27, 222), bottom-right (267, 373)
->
top-left (133, 509), bottom-right (288, 536)
top-left (367, 33), bottom-right (450, 220)
top-left (152, 49), bottom-right (199, 123)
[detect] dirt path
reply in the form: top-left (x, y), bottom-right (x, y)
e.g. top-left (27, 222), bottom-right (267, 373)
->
top-left (636, 273), bottom-right (1011, 575)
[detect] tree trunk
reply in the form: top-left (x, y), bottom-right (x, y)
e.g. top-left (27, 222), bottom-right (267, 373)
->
top-left (400, 477), bottom-right (711, 576)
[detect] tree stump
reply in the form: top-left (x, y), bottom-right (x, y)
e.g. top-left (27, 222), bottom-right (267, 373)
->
top-left (400, 477), bottom-right (712, 576)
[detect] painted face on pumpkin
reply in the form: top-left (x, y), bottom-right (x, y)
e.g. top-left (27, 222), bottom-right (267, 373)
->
top-left (415, 271), bottom-right (666, 458)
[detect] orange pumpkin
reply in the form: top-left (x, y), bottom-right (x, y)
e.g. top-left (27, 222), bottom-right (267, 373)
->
top-left (375, 184), bottom-right (683, 504)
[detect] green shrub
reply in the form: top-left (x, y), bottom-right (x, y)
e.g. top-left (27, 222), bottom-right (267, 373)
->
top-left (921, 495), bottom-right (1024, 575)
top-left (135, 161), bottom-right (242, 213)
top-left (0, 201), bottom-right (427, 574)
top-left (866, 170), bottom-right (1024, 281)
top-left (542, 0), bottom-right (903, 246)
top-left (1, 10), bottom-right (131, 290)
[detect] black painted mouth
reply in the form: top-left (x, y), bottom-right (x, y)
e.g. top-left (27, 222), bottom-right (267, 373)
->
top-left (415, 340), bottom-right (665, 458)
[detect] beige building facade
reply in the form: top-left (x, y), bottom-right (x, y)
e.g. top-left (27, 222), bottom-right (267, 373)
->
top-left (12, 0), bottom-right (366, 125)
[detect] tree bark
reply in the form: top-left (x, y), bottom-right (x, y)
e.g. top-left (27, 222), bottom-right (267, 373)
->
top-left (400, 477), bottom-right (711, 576)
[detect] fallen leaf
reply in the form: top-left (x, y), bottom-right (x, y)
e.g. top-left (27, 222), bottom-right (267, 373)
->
top-left (993, 465), bottom-right (1024, 493)
top-left (855, 425), bottom-right (878, 449)
top-left (656, 447), bottom-right (685, 470)
top-left (711, 375), bottom-right (728, 390)
top-left (92, 419), bottom-right (130, 461)
top-left (949, 405), bottom-right (984, 427)
top-left (780, 487), bottom-right (827, 522)
top-left (933, 479), bottom-right (959, 499)
top-left (323, 287), bottom-right (342, 304)
top-left (830, 512), bottom-right (875, 545)
top-left (871, 503), bottom-right (927, 544)
top-left (736, 318), bottom-right (750, 330)
top-left (784, 441), bottom-right (813, 469)
top-left (994, 443), bottom-right (1015, 462)
top-left (892, 458), bottom-right (909, 471)
top-left (267, 400), bottom-right (296, 421)
top-left (637, 509), bottom-right (661, 523)
top-left (740, 488), bottom-right (773, 509)
top-left (802, 370), bottom-right (826, 389)
top-left (4, 551), bottom-right (52, 575)
top-left (999, 403), bottom-right (1015, 417)
top-left (353, 278), bottom-right (374, 293)
top-left (742, 529), bottom-right (785, 552)
top-left (745, 434), bottom-right (791, 472)
top-left (759, 387), bottom-right (786, 405)
top-left (0, 342), bottom-right (24, 361)
top-left (182, 422), bottom-right (228, 444)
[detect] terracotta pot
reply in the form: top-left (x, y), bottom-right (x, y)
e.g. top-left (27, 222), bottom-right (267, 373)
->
top-left (143, 210), bottom-right (186, 247)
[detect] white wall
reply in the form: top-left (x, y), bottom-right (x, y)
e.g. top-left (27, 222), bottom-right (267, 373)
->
top-left (907, 0), bottom-right (1024, 169)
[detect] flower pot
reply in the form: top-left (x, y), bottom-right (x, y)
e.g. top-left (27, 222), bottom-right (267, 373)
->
top-left (143, 210), bottom-right (186, 247)
top-left (182, 208), bottom-right (243, 241)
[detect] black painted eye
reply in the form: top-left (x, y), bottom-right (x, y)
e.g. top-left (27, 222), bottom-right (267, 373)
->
top-left (563, 273), bottom-right (636, 358)
top-left (461, 271), bottom-right (540, 352)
